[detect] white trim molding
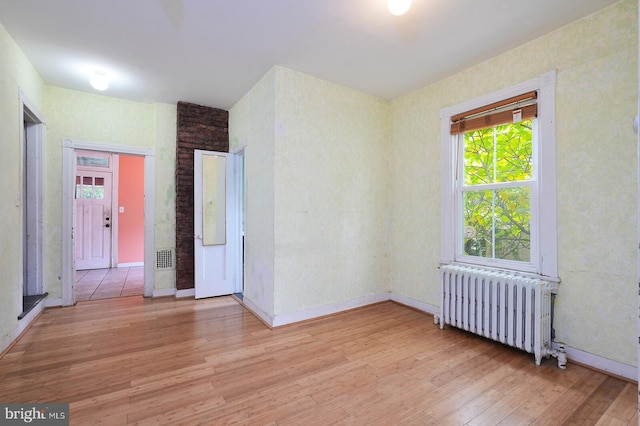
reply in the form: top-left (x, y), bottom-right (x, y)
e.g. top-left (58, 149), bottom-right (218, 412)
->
top-left (61, 139), bottom-right (156, 305)
top-left (0, 299), bottom-right (46, 355)
top-left (242, 292), bottom-right (438, 328)
top-left (271, 293), bottom-right (390, 328)
top-left (242, 297), bottom-right (275, 327)
top-left (45, 298), bottom-right (63, 308)
top-left (390, 293), bottom-right (439, 316)
top-left (117, 262), bottom-right (144, 268)
top-left (19, 88), bottom-right (46, 303)
top-left (174, 288), bottom-right (195, 298)
top-left (440, 70), bottom-right (558, 279)
top-left (552, 343), bottom-right (637, 381)
top-left (153, 288), bottom-right (178, 298)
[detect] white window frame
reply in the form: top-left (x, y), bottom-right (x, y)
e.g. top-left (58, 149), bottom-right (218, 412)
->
top-left (440, 70), bottom-right (558, 279)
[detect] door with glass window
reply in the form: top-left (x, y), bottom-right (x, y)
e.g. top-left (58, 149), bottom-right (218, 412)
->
top-left (75, 170), bottom-right (113, 270)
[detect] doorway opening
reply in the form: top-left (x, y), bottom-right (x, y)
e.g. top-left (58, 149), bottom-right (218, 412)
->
top-left (61, 140), bottom-right (155, 306)
top-left (233, 150), bottom-right (245, 301)
top-left (20, 93), bottom-right (46, 319)
top-left (73, 150), bottom-right (145, 301)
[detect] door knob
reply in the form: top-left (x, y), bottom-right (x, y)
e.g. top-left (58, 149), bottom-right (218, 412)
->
top-left (105, 224), bottom-right (110, 228)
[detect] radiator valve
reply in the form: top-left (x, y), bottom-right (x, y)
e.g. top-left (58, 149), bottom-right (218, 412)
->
top-left (550, 343), bottom-right (567, 369)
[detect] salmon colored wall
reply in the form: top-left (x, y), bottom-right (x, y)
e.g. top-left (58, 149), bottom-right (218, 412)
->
top-left (118, 155), bottom-right (144, 264)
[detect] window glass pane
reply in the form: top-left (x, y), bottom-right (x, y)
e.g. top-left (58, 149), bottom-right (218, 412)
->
top-left (463, 187), bottom-right (530, 262)
top-left (464, 130), bottom-right (494, 185)
top-left (77, 156), bottom-right (109, 168)
top-left (494, 187), bottom-right (530, 261)
top-left (94, 177), bottom-right (105, 199)
top-left (464, 121), bottom-right (532, 186)
top-left (78, 176), bottom-right (93, 199)
top-left (463, 189), bottom-right (492, 257)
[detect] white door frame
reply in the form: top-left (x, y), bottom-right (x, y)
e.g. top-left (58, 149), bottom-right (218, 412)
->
top-left (20, 90), bottom-right (45, 300)
top-left (231, 149), bottom-right (245, 295)
top-left (62, 139), bottom-right (155, 306)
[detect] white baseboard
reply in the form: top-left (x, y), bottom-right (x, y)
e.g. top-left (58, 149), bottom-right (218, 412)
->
top-left (117, 262), bottom-right (144, 268)
top-left (45, 298), bottom-right (62, 308)
top-left (390, 293), bottom-right (439, 316)
top-left (1, 300), bottom-right (46, 355)
top-left (242, 297), bottom-right (275, 327)
top-left (174, 288), bottom-right (195, 299)
top-left (552, 343), bottom-right (636, 381)
top-left (153, 288), bottom-right (177, 298)
top-left (271, 292), bottom-right (391, 327)
top-left (241, 293), bottom-right (391, 328)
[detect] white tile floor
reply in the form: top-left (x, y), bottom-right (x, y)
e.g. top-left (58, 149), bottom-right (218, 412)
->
top-left (74, 266), bottom-right (144, 301)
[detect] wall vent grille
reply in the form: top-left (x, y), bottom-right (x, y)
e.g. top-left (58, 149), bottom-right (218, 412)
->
top-left (155, 248), bottom-right (175, 270)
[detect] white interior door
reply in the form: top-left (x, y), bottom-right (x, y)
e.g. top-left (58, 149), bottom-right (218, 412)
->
top-left (75, 170), bottom-right (112, 270)
top-left (194, 150), bottom-right (237, 298)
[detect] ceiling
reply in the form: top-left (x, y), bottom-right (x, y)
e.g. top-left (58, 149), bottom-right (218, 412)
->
top-left (0, 0), bottom-right (620, 110)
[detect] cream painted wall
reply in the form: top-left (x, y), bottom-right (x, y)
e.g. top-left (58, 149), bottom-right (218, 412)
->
top-left (272, 67), bottom-right (391, 315)
top-left (153, 103), bottom-right (178, 290)
top-left (0, 23), bottom-right (45, 348)
top-left (229, 68), bottom-right (277, 318)
top-left (43, 87), bottom-right (177, 297)
top-left (389, 0), bottom-right (638, 367)
top-left (230, 66), bottom-right (391, 320)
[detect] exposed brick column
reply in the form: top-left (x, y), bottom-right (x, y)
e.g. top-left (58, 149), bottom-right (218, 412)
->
top-left (175, 101), bottom-right (229, 290)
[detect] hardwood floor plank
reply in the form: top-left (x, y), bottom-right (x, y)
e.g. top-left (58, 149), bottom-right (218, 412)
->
top-left (600, 382), bottom-right (638, 424)
top-left (530, 369), bottom-right (609, 425)
top-left (563, 376), bottom-right (628, 425)
top-left (277, 405), bottom-right (351, 425)
top-left (424, 351), bottom-right (532, 421)
top-left (594, 414), bottom-right (628, 425)
top-left (0, 296), bottom-right (634, 425)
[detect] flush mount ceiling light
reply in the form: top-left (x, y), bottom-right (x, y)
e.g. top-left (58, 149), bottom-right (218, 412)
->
top-left (90, 71), bottom-right (109, 91)
top-left (388, 0), bottom-right (412, 16)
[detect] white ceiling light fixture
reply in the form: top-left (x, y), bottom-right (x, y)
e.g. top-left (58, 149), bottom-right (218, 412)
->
top-left (388, 0), bottom-right (412, 16)
top-left (90, 71), bottom-right (109, 91)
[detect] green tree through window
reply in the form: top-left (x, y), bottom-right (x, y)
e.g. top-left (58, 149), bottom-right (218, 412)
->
top-left (461, 120), bottom-right (533, 262)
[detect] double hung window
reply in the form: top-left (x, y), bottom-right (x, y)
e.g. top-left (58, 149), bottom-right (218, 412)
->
top-left (440, 72), bottom-right (557, 277)
top-left (455, 92), bottom-right (536, 268)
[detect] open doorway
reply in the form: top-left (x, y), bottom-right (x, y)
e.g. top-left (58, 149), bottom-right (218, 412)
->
top-left (73, 151), bottom-right (145, 301)
top-left (233, 150), bottom-right (245, 300)
top-left (61, 140), bottom-right (155, 306)
top-left (20, 92), bottom-right (46, 319)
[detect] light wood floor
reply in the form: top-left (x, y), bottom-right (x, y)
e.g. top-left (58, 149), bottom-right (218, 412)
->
top-left (0, 296), bottom-right (637, 425)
